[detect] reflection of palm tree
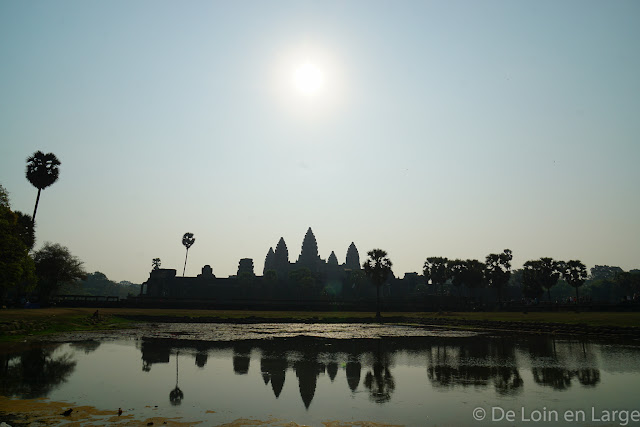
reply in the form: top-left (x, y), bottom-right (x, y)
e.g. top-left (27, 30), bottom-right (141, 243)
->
top-left (577, 369), bottom-right (600, 387)
top-left (169, 351), bottom-right (184, 406)
top-left (363, 346), bottom-right (395, 404)
top-left (181, 232), bottom-right (195, 277)
top-left (493, 367), bottom-right (523, 395)
top-left (532, 367), bottom-right (573, 390)
top-left (25, 151), bottom-right (61, 224)
top-left (364, 361), bottom-right (395, 403)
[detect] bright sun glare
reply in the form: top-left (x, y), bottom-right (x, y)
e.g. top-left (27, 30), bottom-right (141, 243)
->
top-left (293, 62), bottom-right (324, 95)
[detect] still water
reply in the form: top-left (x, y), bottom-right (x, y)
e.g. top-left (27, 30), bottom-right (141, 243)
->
top-left (2, 323), bottom-right (640, 426)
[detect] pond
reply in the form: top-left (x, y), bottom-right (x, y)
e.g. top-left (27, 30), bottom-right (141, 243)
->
top-left (1, 323), bottom-right (640, 426)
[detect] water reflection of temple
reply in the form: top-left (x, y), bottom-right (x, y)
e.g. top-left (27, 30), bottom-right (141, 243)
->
top-left (135, 334), bottom-right (605, 410)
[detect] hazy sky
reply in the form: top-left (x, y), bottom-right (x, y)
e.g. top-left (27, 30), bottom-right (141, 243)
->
top-left (1, 0), bottom-right (639, 284)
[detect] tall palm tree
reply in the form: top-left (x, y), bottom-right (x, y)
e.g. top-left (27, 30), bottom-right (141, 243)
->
top-left (485, 249), bottom-right (513, 304)
top-left (423, 257), bottom-right (449, 296)
top-left (562, 260), bottom-right (588, 303)
top-left (25, 151), bottom-right (61, 225)
top-left (363, 249), bottom-right (393, 320)
top-left (181, 232), bottom-right (195, 277)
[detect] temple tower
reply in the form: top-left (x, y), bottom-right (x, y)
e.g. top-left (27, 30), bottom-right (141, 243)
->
top-left (345, 242), bottom-right (360, 270)
top-left (264, 247), bottom-right (275, 274)
top-left (273, 237), bottom-right (290, 278)
top-left (297, 227), bottom-right (320, 270)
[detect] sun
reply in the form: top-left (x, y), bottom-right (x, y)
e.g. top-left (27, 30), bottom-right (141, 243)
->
top-left (293, 62), bottom-right (324, 95)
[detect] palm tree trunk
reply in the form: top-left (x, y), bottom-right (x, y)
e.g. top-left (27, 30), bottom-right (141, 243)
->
top-left (376, 282), bottom-right (381, 320)
top-left (182, 248), bottom-right (189, 277)
top-left (575, 286), bottom-right (580, 304)
top-left (32, 188), bottom-right (41, 224)
top-left (548, 288), bottom-right (552, 303)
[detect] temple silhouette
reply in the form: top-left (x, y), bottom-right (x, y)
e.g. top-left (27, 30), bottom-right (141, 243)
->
top-left (141, 227), bottom-right (390, 306)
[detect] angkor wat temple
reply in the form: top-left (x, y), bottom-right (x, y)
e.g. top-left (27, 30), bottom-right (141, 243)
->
top-left (141, 227), bottom-right (405, 306)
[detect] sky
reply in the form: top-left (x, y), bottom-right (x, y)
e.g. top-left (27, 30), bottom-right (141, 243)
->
top-left (1, 0), bottom-right (639, 284)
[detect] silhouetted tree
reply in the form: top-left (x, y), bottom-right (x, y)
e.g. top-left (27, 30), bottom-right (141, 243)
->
top-left (363, 249), bottom-right (393, 319)
top-left (540, 258), bottom-right (562, 302)
top-left (612, 271), bottom-right (640, 298)
top-left (450, 259), bottom-right (485, 301)
top-left (25, 151), bottom-right (60, 225)
top-left (0, 185), bottom-right (8, 207)
top-left (523, 258), bottom-right (561, 302)
top-left (13, 211), bottom-right (35, 250)
top-left (562, 260), bottom-right (588, 302)
top-left (0, 186), bottom-right (37, 304)
top-left (522, 261), bottom-right (544, 299)
top-left (449, 259), bottom-right (465, 295)
top-left (485, 249), bottom-right (512, 304)
top-left (152, 258), bottom-right (161, 270)
top-left (590, 265), bottom-right (623, 281)
top-left (463, 259), bottom-right (486, 301)
top-left (33, 242), bottom-right (86, 303)
top-left (181, 232), bottom-right (195, 277)
top-left (424, 257), bottom-right (449, 296)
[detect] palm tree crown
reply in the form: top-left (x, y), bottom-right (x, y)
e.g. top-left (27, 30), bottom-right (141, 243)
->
top-left (182, 233), bottom-right (195, 250)
top-left (25, 151), bottom-right (61, 223)
top-left (181, 232), bottom-right (195, 277)
top-left (363, 248), bottom-right (393, 319)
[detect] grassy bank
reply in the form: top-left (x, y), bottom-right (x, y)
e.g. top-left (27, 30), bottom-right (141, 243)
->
top-left (1, 307), bottom-right (640, 342)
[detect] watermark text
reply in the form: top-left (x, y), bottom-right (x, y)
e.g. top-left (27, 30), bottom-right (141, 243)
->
top-left (472, 406), bottom-right (640, 426)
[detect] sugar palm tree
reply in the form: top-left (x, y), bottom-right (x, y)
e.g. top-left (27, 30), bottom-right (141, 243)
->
top-left (423, 257), bottom-right (449, 296)
top-left (562, 260), bottom-right (588, 303)
top-left (363, 249), bottom-right (393, 320)
top-left (181, 232), bottom-right (195, 277)
top-left (25, 151), bottom-right (61, 224)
